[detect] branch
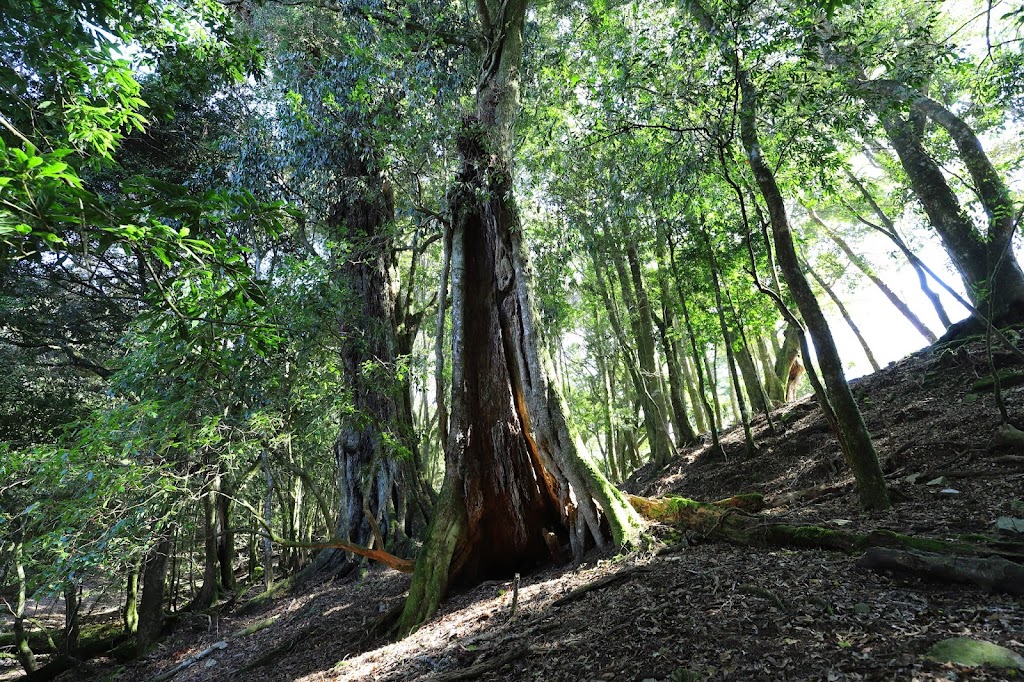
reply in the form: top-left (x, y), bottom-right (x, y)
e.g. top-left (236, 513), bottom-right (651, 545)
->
top-left (264, 0), bottom-right (483, 51)
top-left (231, 496), bottom-right (414, 573)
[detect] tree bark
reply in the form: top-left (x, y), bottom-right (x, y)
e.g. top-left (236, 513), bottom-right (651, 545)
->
top-left (773, 323), bottom-right (803, 403)
top-left (124, 563), bottom-right (139, 634)
top-left (191, 488), bottom-right (220, 609)
top-left (680, 351), bottom-right (708, 434)
top-left (731, 64), bottom-right (889, 509)
top-left (62, 581), bottom-right (80, 657)
top-left (137, 537), bottom-right (171, 655)
top-left (755, 334), bottom-right (785, 406)
top-left (330, 162), bottom-right (407, 559)
top-left (261, 449), bottom-right (274, 591)
top-left (397, 0), bottom-right (641, 634)
top-left (215, 473), bottom-right (235, 592)
top-left (13, 531), bottom-right (37, 673)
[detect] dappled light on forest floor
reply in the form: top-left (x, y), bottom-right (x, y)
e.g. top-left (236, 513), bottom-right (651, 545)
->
top-left (36, 337), bottom-right (1024, 681)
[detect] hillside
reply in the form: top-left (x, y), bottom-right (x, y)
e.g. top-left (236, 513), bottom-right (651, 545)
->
top-left (37, 336), bottom-right (1024, 681)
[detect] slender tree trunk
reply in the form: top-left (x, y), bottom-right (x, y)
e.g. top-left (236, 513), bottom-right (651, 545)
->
top-left (654, 240), bottom-right (698, 445)
top-left (806, 261), bottom-right (881, 372)
top-left (734, 69), bottom-right (889, 509)
top-left (13, 531), bottom-right (37, 674)
top-left (62, 581), bottom-right (80, 656)
top-left (124, 563), bottom-right (140, 634)
top-left (215, 473), bottom-right (235, 592)
top-left (435, 223), bottom-right (452, 453)
top-left (261, 449), bottom-right (274, 591)
top-left (706, 232), bottom-right (755, 455)
top-left (590, 245), bottom-right (667, 462)
top-left (807, 206), bottom-right (936, 343)
top-left (592, 305), bottom-right (620, 483)
top-left (755, 335), bottom-right (785, 405)
top-left (609, 238), bottom-right (675, 465)
top-left (192, 489), bottom-right (220, 609)
top-left (773, 323), bottom-right (802, 403)
top-left (844, 169), bottom-right (953, 329)
top-left (137, 537), bottom-right (171, 655)
top-left (668, 243), bottom-right (720, 445)
top-left (680, 351), bottom-right (708, 434)
top-left (702, 350), bottom-right (724, 431)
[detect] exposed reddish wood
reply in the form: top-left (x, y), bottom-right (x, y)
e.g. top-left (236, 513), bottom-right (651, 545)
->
top-left (291, 541), bottom-right (414, 574)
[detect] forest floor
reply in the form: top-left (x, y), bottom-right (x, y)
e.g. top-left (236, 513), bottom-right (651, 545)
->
top-left (27, 335), bottom-right (1024, 681)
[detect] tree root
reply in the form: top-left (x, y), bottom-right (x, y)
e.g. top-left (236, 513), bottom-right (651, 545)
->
top-left (427, 644), bottom-right (531, 682)
top-left (737, 583), bottom-right (785, 609)
top-left (23, 632), bottom-right (131, 682)
top-left (551, 565), bottom-right (652, 607)
top-left (148, 641), bottom-right (228, 682)
top-left (858, 547), bottom-right (1024, 595)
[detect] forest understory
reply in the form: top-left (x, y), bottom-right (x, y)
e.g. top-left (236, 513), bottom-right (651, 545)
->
top-left (9, 333), bottom-right (1022, 682)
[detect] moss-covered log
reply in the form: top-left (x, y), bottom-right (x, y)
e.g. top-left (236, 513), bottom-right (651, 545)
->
top-left (628, 495), bottom-right (1024, 561)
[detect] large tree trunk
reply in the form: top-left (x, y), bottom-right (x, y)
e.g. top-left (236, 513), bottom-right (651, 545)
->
top-left (330, 164), bottom-right (408, 558)
top-left (839, 75), bottom-right (1024, 329)
top-left (397, 0), bottom-right (641, 634)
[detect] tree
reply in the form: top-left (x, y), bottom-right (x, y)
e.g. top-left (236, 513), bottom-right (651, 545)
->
top-left (809, 4), bottom-right (1024, 331)
top-left (397, 0), bottom-right (642, 634)
top-left (684, 0), bottom-right (890, 510)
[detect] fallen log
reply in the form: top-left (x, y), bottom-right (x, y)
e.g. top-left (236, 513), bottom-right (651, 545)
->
top-left (711, 493), bottom-right (766, 511)
top-left (149, 641), bottom-right (228, 682)
top-left (764, 483), bottom-right (850, 509)
top-left (858, 547), bottom-right (1024, 595)
top-left (628, 494), bottom-right (1024, 563)
top-left (551, 566), bottom-right (652, 607)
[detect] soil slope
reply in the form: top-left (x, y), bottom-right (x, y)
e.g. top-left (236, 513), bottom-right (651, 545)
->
top-left (39, 337), bottom-right (1024, 681)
